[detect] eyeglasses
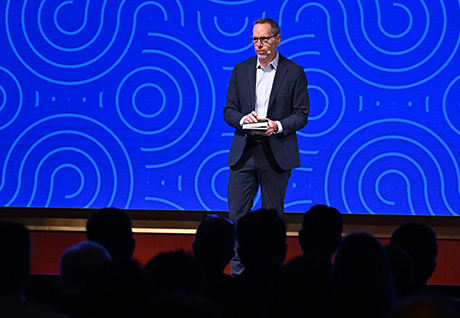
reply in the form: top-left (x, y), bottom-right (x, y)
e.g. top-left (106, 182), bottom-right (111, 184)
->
top-left (249, 34), bottom-right (278, 44)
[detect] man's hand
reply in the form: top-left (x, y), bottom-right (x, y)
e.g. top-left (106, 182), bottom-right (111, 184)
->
top-left (244, 112), bottom-right (278, 136)
top-left (261, 119), bottom-right (278, 136)
top-left (248, 118), bottom-right (278, 136)
top-left (244, 111), bottom-right (260, 123)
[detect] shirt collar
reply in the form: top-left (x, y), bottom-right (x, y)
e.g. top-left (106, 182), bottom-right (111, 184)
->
top-left (257, 51), bottom-right (279, 70)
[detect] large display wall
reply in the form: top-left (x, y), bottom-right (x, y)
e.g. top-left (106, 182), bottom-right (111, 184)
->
top-left (1, 0), bottom-right (459, 214)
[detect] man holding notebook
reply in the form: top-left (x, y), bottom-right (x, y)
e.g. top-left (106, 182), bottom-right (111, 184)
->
top-left (223, 18), bottom-right (310, 274)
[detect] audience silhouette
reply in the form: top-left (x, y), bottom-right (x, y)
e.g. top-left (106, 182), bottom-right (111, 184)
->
top-left (6, 207), bottom-right (460, 318)
top-left (0, 220), bottom-right (31, 303)
top-left (331, 231), bottom-right (396, 318)
top-left (51, 240), bottom-right (112, 316)
top-left (390, 222), bottom-right (460, 314)
top-left (207, 208), bottom-right (287, 318)
top-left (143, 249), bottom-right (204, 299)
top-left (269, 204), bottom-right (342, 318)
top-left (193, 214), bottom-right (235, 287)
top-left (390, 222), bottom-right (438, 292)
top-left (384, 243), bottom-right (415, 300)
top-left (298, 204), bottom-right (343, 262)
top-left (77, 259), bottom-right (150, 318)
top-left (0, 219), bottom-right (70, 318)
top-left (86, 207), bottom-right (135, 262)
top-left (270, 254), bottom-right (334, 318)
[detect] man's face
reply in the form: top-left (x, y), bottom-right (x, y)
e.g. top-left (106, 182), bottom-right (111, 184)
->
top-left (252, 23), bottom-right (281, 62)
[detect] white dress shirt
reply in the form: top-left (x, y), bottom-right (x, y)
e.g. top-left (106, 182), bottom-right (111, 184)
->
top-left (240, 52), bottom-right (283, 133)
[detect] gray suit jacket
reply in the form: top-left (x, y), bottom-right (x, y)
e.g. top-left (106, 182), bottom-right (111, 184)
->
top-left (224, 54), bottom-right (310, 170)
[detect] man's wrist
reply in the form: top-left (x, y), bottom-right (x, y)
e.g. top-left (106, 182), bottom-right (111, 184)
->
top-left (239, 116), bottom-right (247, 127)
top-left (274, 120), bottom-right (282, 134)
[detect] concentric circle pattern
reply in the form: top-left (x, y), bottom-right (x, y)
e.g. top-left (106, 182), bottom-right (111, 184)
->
top-left (1, 0), bottom-right (459, 214)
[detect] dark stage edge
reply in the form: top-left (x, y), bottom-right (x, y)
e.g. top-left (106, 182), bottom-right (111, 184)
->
top-left (2, 206), bottom-right (460, 239)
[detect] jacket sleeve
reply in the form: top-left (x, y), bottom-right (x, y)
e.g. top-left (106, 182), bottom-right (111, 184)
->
top-left (223, 64), bottom-right (245, 130)
top-left (277, 64), bottom-right (310, 136)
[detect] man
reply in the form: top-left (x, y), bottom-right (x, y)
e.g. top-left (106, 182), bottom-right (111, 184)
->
top-left (389, 223), bottom-right (460, 318)
top-left (224, 18), bottom-right (310, 222)
top-left (53, 241), bottom-right (111, 316)
top-left (389, 222), bottom-right (438, 293)
top-left (205, 209), bottom-right (287, 318)
top-left (298, 204), bottom-right (343, 263)
top-left (270, 205), bottom-right (342, 318)
top-left (86, 208), bottom-right (136, 262)
top-left (0, 219), bottom-right (70, 317)
top-left (193, 214), bottom-right (236, 287)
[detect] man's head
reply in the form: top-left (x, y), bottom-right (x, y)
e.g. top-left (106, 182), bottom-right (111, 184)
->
top-left (252, 18), bottom-right (281, 64)
top-left (0, 220), bottom-right (31, 297)
top-left (390, 222), bottom-right (438, 290)
top-left (60, 240), bottom-right (112, 290)
top-left (298, 204), bottom-right (343, 260)
top-left (193, 214), bottom-right (235, 273)
top-left (86, 208), bottom-right (135, 261)
top-left (236, 208), bottom-right (287, 266)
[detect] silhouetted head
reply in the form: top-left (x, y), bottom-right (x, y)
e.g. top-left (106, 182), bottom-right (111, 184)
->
top-left (390, 222), bottom-right (437, 290)
top-left (272, 255), bottom-right (334, 318)
top-left (0, 220), bottom-right (31, 297)
top-left (384, 244), bottom-right (415, 299)
top-left (331, 232), bottom-right (396, 318)
top-left (78, 259), bottom-right (150, 318)
top-left (86, 208), bottom-right (135, 261)
top-left (144, 249), bottom-right (203, 298)
top-left (60, 240), bottom-right (112, 290)
top-left (193, 214), bottom-right (235, 273)
top-left (299, 204), bottom-right (343, 260)
top-left (236, 208), bottom-right (287, 266)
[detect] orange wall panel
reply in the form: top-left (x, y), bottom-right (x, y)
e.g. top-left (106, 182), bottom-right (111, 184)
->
top-left (29, 231), bottom-right (460, 285)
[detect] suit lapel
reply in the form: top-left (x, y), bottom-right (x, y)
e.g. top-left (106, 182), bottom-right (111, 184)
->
top-left (268, 54), bottom-right (288, 111)
top-left (247, 57), bottom-right (257, 110)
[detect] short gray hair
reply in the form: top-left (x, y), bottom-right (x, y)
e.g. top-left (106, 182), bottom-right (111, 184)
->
top-left (254, 18), bottom-right (280, 35)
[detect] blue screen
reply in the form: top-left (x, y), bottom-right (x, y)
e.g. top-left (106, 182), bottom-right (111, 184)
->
top-left (1, 0), bottom-right (459, 215)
